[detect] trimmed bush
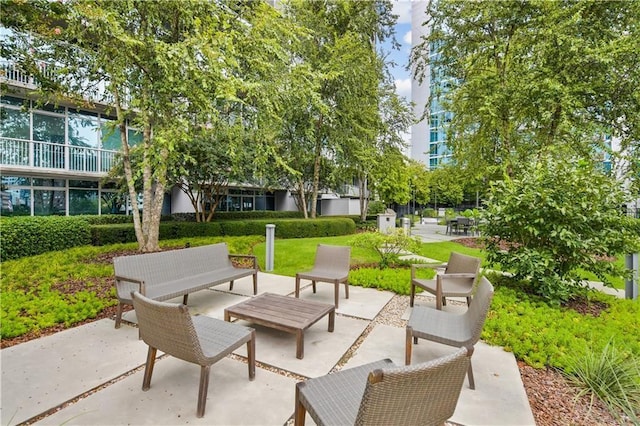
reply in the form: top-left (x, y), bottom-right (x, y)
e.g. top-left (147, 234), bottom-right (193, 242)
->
top-left (0, 216), bottom-right (91, 261)
top-left (90, 218), bottom-right (356, 245)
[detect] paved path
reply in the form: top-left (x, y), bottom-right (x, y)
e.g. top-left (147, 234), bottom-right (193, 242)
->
top-left (1, 272), bottom-right (536, 426)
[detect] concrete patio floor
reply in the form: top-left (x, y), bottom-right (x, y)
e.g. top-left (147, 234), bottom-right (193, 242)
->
top-left (1, 270), bottom-right (535, 426)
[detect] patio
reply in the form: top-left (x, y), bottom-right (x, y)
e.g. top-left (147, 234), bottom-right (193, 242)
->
top-left (1, 271), bottom-right (535, 425)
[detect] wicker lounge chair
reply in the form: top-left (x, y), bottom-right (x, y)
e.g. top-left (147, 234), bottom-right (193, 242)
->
top-left (406, 276), bottom-right (494, 390)
top-left (295, 244), bottom-right (351, 308)
top-left (131, 291), bottom-right (256, 418)
top-left (294, 347), bottom-right (471, 426)
top-left (410, 251), bottom-right (481, 309)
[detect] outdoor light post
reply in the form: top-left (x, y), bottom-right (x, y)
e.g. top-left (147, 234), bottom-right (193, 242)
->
top-left (625, 253), bottom-right (639, 300)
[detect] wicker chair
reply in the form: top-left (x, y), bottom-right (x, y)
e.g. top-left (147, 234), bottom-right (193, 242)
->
top-left (131, 291), bottom-right (256, 418)
top-left (294, 347), bottom-right (471, 426)
top-left (410, 252), bottom-right (481, 309)
top-left (295, 244), bottom-right (351, 308)
top-left (406, 276), bottom-right (494, 390)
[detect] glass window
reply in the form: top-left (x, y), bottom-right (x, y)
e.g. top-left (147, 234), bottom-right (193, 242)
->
top-left (33, 178), bottom-right (65, 187)
top-left (242, 196), bottom-right (254, 211)
top-left (0, 96), bottom-right (29, 107)
top-left (33, 112), bottom-right (65, 144)
top-left (69, 189), bottom-right (98, 215)
top-left (100, 119), bottom-right (121, 150)
top-left (34, 189), bottom-right (65, 215)
top-left (69, 180), bottom-right (99, 189)
top-left (128, 128), bottom-right (143, 146)
top-left (68, 112), bottom-right (99, 148)
top-left (0, 107), bottom-right (30, 139)
top-left (1, 175), bottom-right (31, 186)
top-left (100, 191), bottom-right (125, 214)
top-left (1, 188), bottom-right (30, 216)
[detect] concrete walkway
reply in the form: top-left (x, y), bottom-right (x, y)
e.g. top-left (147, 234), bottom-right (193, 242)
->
top-left (1, 269), bottom-right (535, 426)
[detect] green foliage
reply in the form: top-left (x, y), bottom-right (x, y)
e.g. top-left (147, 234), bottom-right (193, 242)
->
top-left (422, 208), bottom-right (437, 218)
top-left (563, 341), bottom-right (640, 423)
top-left (482, 274), bottom-right (640, 372)
top-left (90, 218), bottom-right (356, 245)
top-left (0, 216), bottom-right (91, 261)
top-left (349, 230), bottom-right (422, 269)
top-left (367, 200), bottom-right (386, 215)
top-left (482, 153), bottom-right (640, 304)
top-left (349, 267), bottom-right (412, 294)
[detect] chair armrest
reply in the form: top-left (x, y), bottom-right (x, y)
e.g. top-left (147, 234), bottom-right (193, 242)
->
top-left (440, 273), bottom-right (477, 279)
top-left (114, 275), bottom-right (145, 295)
top-left (228, 254), bottom-right (258, 270)
top-left (411, 263), bottom-right (446, 279)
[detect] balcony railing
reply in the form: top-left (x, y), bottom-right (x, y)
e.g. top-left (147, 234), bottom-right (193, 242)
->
top-left (0, 137), bottom-right (118, 174)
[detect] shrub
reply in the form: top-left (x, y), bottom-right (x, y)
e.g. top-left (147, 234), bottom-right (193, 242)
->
top-left (367, 200), bottom-right (386, 215)
top-left (0, 216), bottom-right (91, 261)
top-left (482, 153), bottom-right (640, 304)
top-left (350, 229), bottom-right (422, 268)
top-left (422, 208), bottom-right (437, 218)
top-left (563, 340), bottom-right (640, 423)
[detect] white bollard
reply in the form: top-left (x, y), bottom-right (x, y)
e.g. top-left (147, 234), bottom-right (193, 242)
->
top-left (266, 224), bottom-right (275, 272)
top-left (625, 253), bottom-right (639, 300)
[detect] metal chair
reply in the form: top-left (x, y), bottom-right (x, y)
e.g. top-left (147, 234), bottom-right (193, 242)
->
top-left (294, 347), bottom-right (471, 426)
top-left (410, 252), bottom-right (481, 309)
top-left (295, 244), bottom-right (351, 308)
top-left (131, 291), bottom-right (256, 418)
top-left (406, 277), bottom-right (494, 390)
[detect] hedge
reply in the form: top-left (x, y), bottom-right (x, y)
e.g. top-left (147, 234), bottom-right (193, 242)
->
top-left (91, 218), bottom-right (356, 245)
top-left (0, 216), bottom-right (91, 261)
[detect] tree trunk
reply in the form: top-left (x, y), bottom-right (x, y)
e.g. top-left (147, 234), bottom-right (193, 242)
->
top-left (359, 173), bottom-right (369, 221)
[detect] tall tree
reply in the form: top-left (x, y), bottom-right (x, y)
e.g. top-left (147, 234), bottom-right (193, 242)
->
top-left (276, 0), bottom-right (400, 218)
top-left (1, 0), bottom-right (290, 250)
top-left (412, 0), bottom-right (640, 186)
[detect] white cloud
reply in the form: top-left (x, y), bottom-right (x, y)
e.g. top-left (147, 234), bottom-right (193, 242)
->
top-left (403, 30), bottom-right (412, 45)
top-left (392, 0), bottom-right (412, 24)
top-left (395, 78), bottom-right (412, 100)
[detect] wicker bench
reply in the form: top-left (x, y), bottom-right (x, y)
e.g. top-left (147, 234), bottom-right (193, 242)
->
top-left (113, 243), bottom-right (258, 328)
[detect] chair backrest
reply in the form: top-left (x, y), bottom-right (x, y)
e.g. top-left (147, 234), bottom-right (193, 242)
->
top-left (355, 347), bottom-right (471, 426)
top-left (445, 252), bottom-right (481, 275)
top-left (131, 291), bottom-right (205, 364)
top-left (463, 277), bottom-right (495, 345)
top-left (314, 244), bottom-right (351, 272)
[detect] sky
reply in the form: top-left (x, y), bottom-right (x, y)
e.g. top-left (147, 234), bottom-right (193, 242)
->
top-left (385, 0), bottom-right (414, 102)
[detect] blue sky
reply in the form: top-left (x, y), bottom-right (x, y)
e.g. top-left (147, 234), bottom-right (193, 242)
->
top-left (385, 0), bottom-right (413, 101)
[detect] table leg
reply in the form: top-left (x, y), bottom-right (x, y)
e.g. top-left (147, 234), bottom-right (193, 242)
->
top-left (296, 330), bottom-right (304, 359)
top-left (224, 310), bottom-right (230, 322)
top-left (328, 310), bottom-right (335, 332)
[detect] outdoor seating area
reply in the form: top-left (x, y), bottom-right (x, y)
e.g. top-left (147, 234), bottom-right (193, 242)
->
top-left (446, 217), bottom-right (477, 236)
top-left (1, 268), bottom-right (535, 426)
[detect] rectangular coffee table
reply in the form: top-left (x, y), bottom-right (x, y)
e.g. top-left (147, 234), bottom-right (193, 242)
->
top-left (224, 292), bottom-right (335, 359)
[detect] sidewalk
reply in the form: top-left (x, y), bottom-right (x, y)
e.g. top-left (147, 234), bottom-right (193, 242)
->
top-left (1, 271), bottom-right (535, 426)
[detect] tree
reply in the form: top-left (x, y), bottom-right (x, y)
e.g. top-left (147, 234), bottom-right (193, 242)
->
top-left (275, 0), bottom-right (400, 218)
top-left (429, 165), bottom-right (463, 208)
top-left (2, 0), bottom-right (291, 251)
top-left (412, 0), bottom-right (640, 186)
top-left (482, 150), bottom-right (640, 304)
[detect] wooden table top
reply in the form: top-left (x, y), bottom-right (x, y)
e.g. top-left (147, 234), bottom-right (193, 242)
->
top-left (224, 292), bottom-right (334, 331)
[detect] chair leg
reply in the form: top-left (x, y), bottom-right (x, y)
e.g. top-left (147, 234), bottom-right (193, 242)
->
top-left (334, 281), bottom-right (339, 308)
top-left (409, 283), bottom-right (415, 307)
top-left (466, 346), bottom-right (476, 389)
top-left (252, 273), bottom-right (258, 295)
top-left (197, 365), bottom-right (211, 418)
top-left (294, 384), bottom-right (306, 426)
top-left (441, 296), bottom-right (446, 307)
top-left (405, 326), bottom-right (413, 365)
top-left (229, 280), bottom-right (234, 291)
top-left (183, 294), bottom-right (189, 305)
top-left (436, 295), bottom-right (443, 310)
top-left (115, 303), bottom-right (123, 328)
top-left (312, 280), bottom-right (316, 293)
top-left (295, 275), bottom-right (301, 298)
top-left (247, 331), bottom-right (256, 380)
top-left (466, 296), bottom-right (471, 307)
top-left (344, 280), bottom-right (349, 299)
top-left (142, 346), bottom-right (157, 391)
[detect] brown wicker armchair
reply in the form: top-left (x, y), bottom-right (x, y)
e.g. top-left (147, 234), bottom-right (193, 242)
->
top-left (406, 276), bottom-right (494, 390)
top-left (410, 251), bottom-right (481, 309)
top-left (294, 347), bottom-right (471, 426)
top-left (295, 244), bottom-right (351, 308)
top-left (131, 291), bottom-right (256, 418)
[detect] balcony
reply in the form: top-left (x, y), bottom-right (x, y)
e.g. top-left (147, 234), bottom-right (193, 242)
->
top-left (1, 137), bottom-right (118, 176)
